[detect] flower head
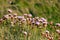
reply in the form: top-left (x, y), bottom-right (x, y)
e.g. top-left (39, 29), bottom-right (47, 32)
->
top-left (27, 14), bottom-right (32, 18)
top-left (7, 9), bottom-right (12, 13)
top-left (56, 23), bottom-right (60, 27)
top-left (56, 29), bottom-right (60, 34)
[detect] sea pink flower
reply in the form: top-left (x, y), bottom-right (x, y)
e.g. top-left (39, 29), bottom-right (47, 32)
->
top-left (56, 23), bottom-right (60, 26)
top-left (42, 22), bottom-right (48, 27)
top-left (40, 17), bottom-right (47, 22)
top-left (3, 15), bottom-right (9, 20)
top-left (8, 14), bottom-right (12, 17)
top-left (24, 14), bottom-right (28, 17)
top-left (7, 9), bottom-right (12, 13)
top-left (21, 18), bottom-right (26, 23)
top-left (27, 14), bottom-right (32, 18)
top-left (45, 30), bottom-right (49, 34)
top-left (0, 18), bottom-right (3, 23)
top-left (17, 16), bottom-right (24, 20)
top-left (56, 29), bottom-right (60, 34)
top-left (13, 13), bottom-right (17, 17)
top-left (35, 21), bottom-right (40, 26)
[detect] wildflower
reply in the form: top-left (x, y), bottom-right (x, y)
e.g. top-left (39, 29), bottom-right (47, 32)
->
top-left (56, 23), bottom-right (60, 27)
top-left (8, 14), bottom-right (12, 17)
top-left (45, 30), bottom-right (49, 34)
top-left (48, 36), bottom-right (53, 40)
top-left (43, 22), bottom-right (48, 27)
top-left (22, 31), bottom-right (27, 36)
top-left (10, 15), bottom-right (13, 20)
top-left (27, 14), bottom-right (32, 18)
top-left (31, 20), bottom-right (35, 24)
top-left (40, 17), bottom-right (47, 22)
top-left (3, 15), bottom-right (9, 20)
top-left (45, 30), bottom-right (50, 38)
top-left (21, 18), bottom-right (26, 24)
top-left (7, 9), bottom-right (12, 13)
top-left (13, 13), bottom-right (17, 17)
top-left (56, 29), bottom-right (60, 34)
top-left (0, 18), bottom-right (3, 23)
top-left (17, 16), bottom-right (24, 21)
top-left (24, 14), bottom-right (28, 17)
top-left (38, 18), bottom-right (43, 23)
top-left (26, 18), bottom-right (32, 25)
top-left (35, 21), bottom-right (40, 26)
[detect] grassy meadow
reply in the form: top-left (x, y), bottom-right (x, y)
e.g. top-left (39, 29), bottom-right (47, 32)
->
top-left (0, 0), bottom-right (60, 40)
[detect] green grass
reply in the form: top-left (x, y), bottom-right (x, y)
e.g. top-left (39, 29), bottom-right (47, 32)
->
top-left (0, 0), bottom-right (60, 40)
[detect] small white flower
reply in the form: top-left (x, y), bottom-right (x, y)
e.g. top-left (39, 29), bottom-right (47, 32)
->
top-left (45, 30), bottom-right (49, 34)
top-left (22, 31), bottom-right (27, 35)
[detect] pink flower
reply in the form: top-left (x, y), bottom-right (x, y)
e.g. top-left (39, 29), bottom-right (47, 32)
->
top-left (40, 17), bottom-right (47, 22)
top-left (3, 15), bottom-right (9, 20)
top-left (56, 29), bottom-right (60, 34)
top-left (27, 14), bottom-right (32, 18)
top-left (35, 21), bottom-right (40, 26)
top-left (42, 22), bottom-right (48, 27)
top-left (17, 16), bottom-right (24, 20)
top-left (8, 14), bottom-right (12, 17)
top-left (7, 9), bottom-right (12, 13)
top-left (0, 18), bottom-right (3, 23)
top-left (13, 13), bottom-right (17, 17)
top-left (24, 14), bottom-right (28, 17)
top-left (45, 30), bottom-right (49, 34)
top-left (56, 23), bottom-right (60, 26)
